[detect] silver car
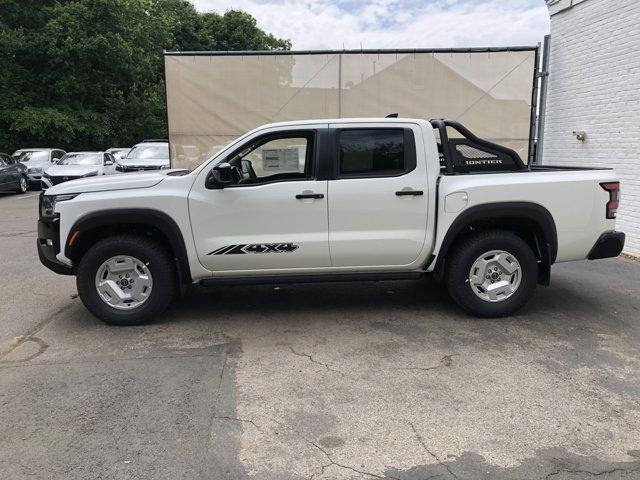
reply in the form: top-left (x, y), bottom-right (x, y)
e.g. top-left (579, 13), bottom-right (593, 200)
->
top-left (106, 147), bottom-right (130, 162)
top-left (116, 140), bottom-right (169, 172)
top-left (12, 148), bottom-right (66, 188)
top-left (41, 151), bottom-right (117, 189)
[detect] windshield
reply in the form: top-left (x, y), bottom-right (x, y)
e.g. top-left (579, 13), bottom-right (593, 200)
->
top-left (127, 144), bottom-right (169, 160)
top-left (14, 151), bottom-right (49, 162)
top-left (58, 153), bottom-right (102, 166)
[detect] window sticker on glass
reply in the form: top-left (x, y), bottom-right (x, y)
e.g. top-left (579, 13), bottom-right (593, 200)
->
top-left (261, 147), bottom-right (300, 173)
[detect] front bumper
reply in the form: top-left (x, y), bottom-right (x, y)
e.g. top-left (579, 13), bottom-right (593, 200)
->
top-left (588, 231), bottom-right (625, 260)
top-left (37, 218), bottom-right (73, 275)
top-left (28, 173), bottom-right (42, 184)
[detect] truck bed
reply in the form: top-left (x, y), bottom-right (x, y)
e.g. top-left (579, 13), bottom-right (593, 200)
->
top-left (434, 167), bottom-right (619, 264)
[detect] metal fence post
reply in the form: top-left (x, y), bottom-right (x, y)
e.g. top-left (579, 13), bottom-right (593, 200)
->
top-left (338, 52), bottom-right (343, 118)
top-left (535, 35), bottom-right (551, 165)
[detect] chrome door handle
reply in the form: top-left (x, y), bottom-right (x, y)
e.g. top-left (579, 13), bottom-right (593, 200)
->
top-left (395, 190), bottom-right (423, 196)
top-left (296, 193), bottom-right (324, 199)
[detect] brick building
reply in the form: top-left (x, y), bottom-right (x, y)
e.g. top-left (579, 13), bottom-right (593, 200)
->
top-left (542, 0), bottom-right (639, 256)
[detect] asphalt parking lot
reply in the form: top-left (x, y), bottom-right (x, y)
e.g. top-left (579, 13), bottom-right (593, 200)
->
top-left (1, 191), bottom-right (639, 480)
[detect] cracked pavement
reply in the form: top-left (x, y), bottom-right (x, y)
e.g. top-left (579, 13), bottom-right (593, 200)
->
top-left (1, 193), bottom-right (640, 479)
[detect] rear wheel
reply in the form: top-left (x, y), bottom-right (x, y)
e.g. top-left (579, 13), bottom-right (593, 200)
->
top-left (76, 235), bottom-right (175, 325)
top-left (445, 230), bottom-right (538, 317)
top-left (15, 175), bottom-right (27, 193)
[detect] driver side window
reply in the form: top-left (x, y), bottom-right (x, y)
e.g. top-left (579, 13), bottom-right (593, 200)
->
top-left (229, 133), bottom-right (312, 185)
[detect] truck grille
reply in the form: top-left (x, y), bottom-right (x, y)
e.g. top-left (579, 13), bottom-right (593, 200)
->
top-left (119, 165), bottom-right (162, 172)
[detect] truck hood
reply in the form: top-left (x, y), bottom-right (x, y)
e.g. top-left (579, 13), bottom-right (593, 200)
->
top-left (45, 164), bottom-right (102, 177)
top-left (45, 171), bottom-right (167, 195)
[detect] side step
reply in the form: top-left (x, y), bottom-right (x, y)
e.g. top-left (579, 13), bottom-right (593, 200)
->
top-left (199, 271), bottom-right (426, 287)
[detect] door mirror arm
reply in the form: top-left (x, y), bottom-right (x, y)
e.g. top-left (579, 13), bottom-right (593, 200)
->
top-left (206, 162), bottom-right (233, 189)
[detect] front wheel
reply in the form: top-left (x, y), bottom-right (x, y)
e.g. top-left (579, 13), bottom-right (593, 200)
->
top-left (76, 235), bottom-right (176, 325)
top-left (445, 230), bottom-right (538, 317)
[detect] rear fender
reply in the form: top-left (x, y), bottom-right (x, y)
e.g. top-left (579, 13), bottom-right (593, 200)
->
top-left (432, 202), bottom-right (557, 285)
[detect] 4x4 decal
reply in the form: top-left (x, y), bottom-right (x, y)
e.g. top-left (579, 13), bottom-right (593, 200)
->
top-left (207, 243), bottom-right (299, 255)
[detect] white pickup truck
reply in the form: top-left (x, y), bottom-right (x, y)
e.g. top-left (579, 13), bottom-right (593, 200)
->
top-left (37, 118), bottom-right (625, 325)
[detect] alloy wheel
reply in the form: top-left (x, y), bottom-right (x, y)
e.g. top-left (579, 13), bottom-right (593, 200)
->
top-left (94, 255), bottom-right (153, 310)
top-left (468, 250), bottom-right (522, 302)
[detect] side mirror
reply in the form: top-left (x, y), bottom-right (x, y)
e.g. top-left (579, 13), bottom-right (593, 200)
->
top-left (104, 159), bottom-right (114, 166)
top-left (206, 162), bottom-right (233, 189)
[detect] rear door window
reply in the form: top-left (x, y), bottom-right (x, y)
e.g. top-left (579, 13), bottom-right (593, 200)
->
top-left (337, 128), bottom-right (414, 177)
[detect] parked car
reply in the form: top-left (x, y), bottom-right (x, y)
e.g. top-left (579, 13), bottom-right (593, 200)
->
top-left (115, 140), bottom-right (169, 172)
top-left (41, 151), bottom-right (117, 189)
top-left (37, 118), bottom-right (625, 326)
top-left (12, 148), bottom-right (66, 188)
top-left (106, 148), bottom-right (130, 162)
top-left (0, 152), bottom-right (28, 193)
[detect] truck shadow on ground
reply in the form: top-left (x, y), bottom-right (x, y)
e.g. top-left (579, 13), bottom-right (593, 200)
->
top-left (172, 277), bottom-right (463, 317)
top-left (164, 273), bottom-right (615, 330)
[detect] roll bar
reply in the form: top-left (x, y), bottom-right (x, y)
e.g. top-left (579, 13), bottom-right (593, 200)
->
top-left (429, 119), bottom-right (528, 174)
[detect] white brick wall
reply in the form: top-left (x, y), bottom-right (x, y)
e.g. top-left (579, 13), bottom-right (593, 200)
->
top-left (542, 0), bottom-right (640, 256)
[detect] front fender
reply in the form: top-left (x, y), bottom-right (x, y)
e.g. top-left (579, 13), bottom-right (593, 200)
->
top-left (65, 208), bottom-right (192, 283)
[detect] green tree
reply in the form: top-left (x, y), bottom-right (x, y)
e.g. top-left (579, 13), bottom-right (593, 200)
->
top-left (0, 0), bottom-right (290, 151)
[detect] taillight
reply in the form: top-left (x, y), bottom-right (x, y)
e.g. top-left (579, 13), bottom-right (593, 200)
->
top-left (600, 182), bottom-right (620, 219)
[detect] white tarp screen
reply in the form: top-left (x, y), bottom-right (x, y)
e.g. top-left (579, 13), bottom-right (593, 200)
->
top-left (165, 49), bottom-right (537, 170)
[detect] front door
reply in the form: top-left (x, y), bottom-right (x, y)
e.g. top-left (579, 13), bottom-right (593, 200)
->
top-left (327, 123), bottom-right (429, 267)
top-left (189, 127), bottom-right (330, 273)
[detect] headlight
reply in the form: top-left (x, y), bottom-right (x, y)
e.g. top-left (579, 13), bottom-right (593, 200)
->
top-left (39, 193), bottom-right (79, 218)
top-left (116, 164), bottom-right (125, 171)
top-left (30, 167), bottom-right (43, 174)
top-left (160, 165), bottom-right (170, 170)
top-left (83, 171), bottom-right (99, 177)
top-left (42, 172), bottom-right (50, 179)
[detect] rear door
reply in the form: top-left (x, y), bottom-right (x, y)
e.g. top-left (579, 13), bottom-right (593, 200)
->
top-left (189, 126), bottom-right (331, 273)
top-left (327, 122), bottom-right (429, 267)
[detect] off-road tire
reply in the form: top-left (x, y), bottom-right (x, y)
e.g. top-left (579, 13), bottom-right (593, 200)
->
top-left (76, 235), bottom-right (175, 326)
top-left (445, 230), bottom-right (538, 317)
